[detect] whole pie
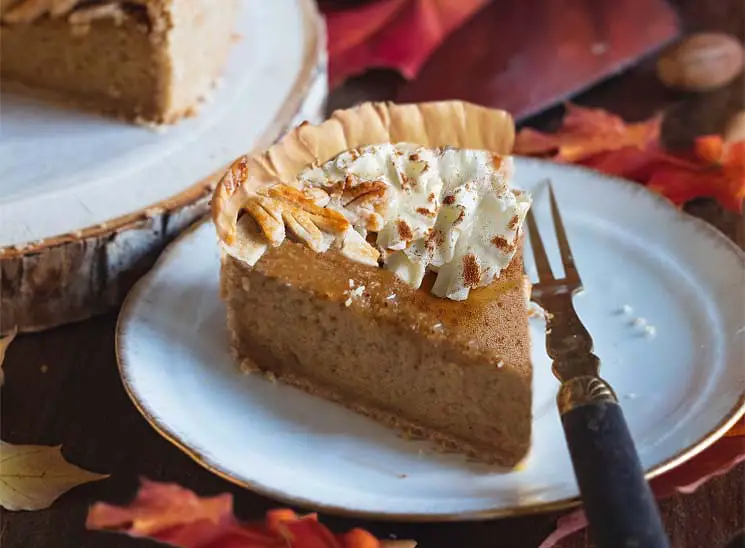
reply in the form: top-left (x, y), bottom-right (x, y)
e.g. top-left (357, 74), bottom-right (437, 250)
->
top-left (212, 101), bottom-right (533, 466)
top-left (1, 0), bottom-right (238, 124)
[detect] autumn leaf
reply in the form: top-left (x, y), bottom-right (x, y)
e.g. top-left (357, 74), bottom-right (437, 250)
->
top-left (726, 417), bottom-right (745, 438)
top-left (0, 442), bottom-right (109, 511)
top-left (575, 146), bottom-right (669, 183)
top-left (537, 509), bottom-right (588, 548)
top-left (87, 479), bottom-right (236, 537)
top-left (652, 435), bottom-right (745, 496)
top-left (646, 137), bottom-right (745, 212)
top-left (0, 332), bottom-right (109, 511)
top-left (322, 0), bottom-right (489, 86)
top-left (0, 326), bottom-right (17, 387)
top-left (538, 423), bottom-right (745, 548)
top-left (514, 103), bottom-right (662, 162)
top-left (516, 104), bottom-right (745, 212)
top-left (575, 140), bottom-right (745, 212)
top-left (88, 479), bottom-right (415, 548)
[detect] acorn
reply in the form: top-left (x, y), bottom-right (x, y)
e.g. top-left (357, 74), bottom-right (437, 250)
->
top-left (657, 33), bottom-right (744, 92)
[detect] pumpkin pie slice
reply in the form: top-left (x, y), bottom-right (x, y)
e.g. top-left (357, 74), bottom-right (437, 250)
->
top-left (212, 101), bottom-right (533, 466)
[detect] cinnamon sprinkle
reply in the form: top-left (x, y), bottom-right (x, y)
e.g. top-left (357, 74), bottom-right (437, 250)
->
top-left (462, 254), bottom-right (481, 288)
top-left (491, 235), bottom-right (513, 253)
top-left (425, 229), bottom-right (444, 251)
top-left (397, 220), bottom-right (413, 241)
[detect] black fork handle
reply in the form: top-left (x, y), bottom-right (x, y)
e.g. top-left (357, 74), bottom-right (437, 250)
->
top-left (562, 400), bottom-right (670, 548)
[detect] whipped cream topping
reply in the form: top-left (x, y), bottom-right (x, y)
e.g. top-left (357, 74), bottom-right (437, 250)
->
top-left (297, 143), bottom-right (531, 300)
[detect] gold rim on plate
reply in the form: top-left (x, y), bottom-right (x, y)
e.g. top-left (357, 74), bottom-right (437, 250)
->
top-left (116, 161), bottom-right (745, 523)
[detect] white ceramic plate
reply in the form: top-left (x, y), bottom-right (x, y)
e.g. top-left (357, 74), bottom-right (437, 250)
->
top-left (117, 158), bottom-right (745, 520)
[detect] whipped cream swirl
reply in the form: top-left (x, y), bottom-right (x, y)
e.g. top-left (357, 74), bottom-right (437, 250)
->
top-left (298, 143), bottom-right (531, 300)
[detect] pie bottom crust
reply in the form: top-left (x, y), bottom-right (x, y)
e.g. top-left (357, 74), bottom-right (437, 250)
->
top-left (233, 344), bottom-right (524, 466)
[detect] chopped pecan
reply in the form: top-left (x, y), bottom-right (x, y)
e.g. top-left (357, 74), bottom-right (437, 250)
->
top-left (343, 180), bottom-right (389, 208)
top-left (2, 0), bottom-right (126, 24)
top-left (68, 3), bottom-right (127, 26)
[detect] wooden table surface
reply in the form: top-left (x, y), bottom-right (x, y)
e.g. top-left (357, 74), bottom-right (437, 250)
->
top-left (2, 1), bottom-right (744, 547)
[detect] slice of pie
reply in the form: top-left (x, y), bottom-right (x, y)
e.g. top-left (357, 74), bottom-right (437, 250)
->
top-left (0, 0), bottom-right (238, 124)
top-left (212, 101), bottom-right (533, 466)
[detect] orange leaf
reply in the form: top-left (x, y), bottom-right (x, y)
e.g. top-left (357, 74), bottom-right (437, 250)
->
top-left (646, 138), bottom-right (745, 213)
top-left (265, 508), bottom-right (303, 532)
top-left (721, 140), bottom-right (745, 190)
top-left (322, 0), bottom-right (489, 86)
top-left (694, 135), bottom-right (725, 165)
top-left (87, 480), bottom-right (407, 548)
top-left (342, 529), bottom-right (383, 548)
top-left (578, 142), bottom-right (745, 212)
top-left (519, 103), bottom-right (745, 211)
top-left (277, 516), bottom-right (344, 548)
top-left (87, 479), bottom-right (235, 536)
top-left (514, 103), bottom-right (662, 162)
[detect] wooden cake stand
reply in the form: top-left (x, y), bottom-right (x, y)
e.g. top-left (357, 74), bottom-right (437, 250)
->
top-left (0, 0), bottom-right (327, 335)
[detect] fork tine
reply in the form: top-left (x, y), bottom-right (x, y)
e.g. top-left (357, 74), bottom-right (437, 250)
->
top-left (525, 208), bottom-right (554, 283)
top-left (548, 184), bottom-right (581, 284)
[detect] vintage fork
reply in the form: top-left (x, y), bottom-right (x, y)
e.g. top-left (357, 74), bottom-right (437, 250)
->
top-left (526, 183), bottom-right (670, 548)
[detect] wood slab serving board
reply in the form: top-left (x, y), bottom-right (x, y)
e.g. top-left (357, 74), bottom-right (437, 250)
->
top-left (398, 0), bottom-right (680, 121)
top-left (0, 0), bottom-right (327, 335)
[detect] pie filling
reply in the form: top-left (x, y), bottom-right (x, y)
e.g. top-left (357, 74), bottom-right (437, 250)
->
top-left (235, 143), bottom-right (531, 301)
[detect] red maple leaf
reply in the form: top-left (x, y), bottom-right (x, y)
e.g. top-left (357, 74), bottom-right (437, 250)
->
top-left (322, 0), bottom-right (489, 86)
top-left (514, 103), bottom-right (662, 162)
top-left (516, 104), bottom-right (745, 212)
top-left (87, 480), bottom-right (412, 548)
top-left (646, 137), bottom-right (745, 212)
top-left (577, 146), bottom-right (670, 182)
top-left (578, 136), bottom-right (745, 213)
top-left (726, 417), bottom-right (745, 438)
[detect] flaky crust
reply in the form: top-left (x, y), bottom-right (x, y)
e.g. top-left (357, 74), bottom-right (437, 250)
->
top-left (212, 100), bottom-right (515, 261)
top-left (0, 0), bottom-right (152, 24)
